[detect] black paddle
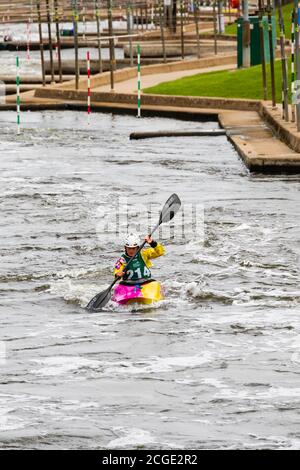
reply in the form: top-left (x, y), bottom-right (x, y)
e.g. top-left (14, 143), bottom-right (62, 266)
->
top-left (86, 193), bottom-right (181, 312)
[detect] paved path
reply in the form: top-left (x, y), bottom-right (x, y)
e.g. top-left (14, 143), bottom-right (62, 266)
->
top-left (93, 63), bottom-right (236, 93)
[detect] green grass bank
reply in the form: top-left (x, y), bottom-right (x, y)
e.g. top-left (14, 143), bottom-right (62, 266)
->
top-left (144, 58), bottom-right (292, 103)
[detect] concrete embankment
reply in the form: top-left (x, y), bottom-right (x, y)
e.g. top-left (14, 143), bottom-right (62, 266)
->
top-left (0, 75), bottom-right (74, 84)
top-left (0, 39), bottom-right (115, 51)
top-left (123, 42), bottom-right (234, 58)
top-left (37, 54), bottom-right (236, 92)
top-left (44, 58), bottom-right (177, 75)
top-left (2, 54), bottom-right (300, 173)
top-left (15, 95), bottom-right (300, 172)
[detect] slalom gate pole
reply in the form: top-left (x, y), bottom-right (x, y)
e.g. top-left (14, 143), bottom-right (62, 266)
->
top-left (87, 51), bottom-right (91, 121)
top-left (295, 0), bottom-right (300, 130)
top-left (291, 8), bottom-right (296, 122)
top-left (16, 54), bottom-right (21, 135)
top-left (137, 43), bottom-right (141, 118)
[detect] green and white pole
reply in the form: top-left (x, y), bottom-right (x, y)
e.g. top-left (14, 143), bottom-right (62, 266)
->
top-left (137, 43), bottom-right (141, 118)
top-left (16, 55), bottom-right (21, 135)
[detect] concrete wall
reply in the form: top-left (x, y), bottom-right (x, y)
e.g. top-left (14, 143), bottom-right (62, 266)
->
top-left (35, 87), bottom-right (261, 113)
top-left (35, 53), bottom-right (236, 93)
top-left (259, 102), bottom-right (300, 154)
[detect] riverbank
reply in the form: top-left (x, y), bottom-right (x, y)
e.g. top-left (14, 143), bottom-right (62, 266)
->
top-left (2, 54), bottom-right (300, 172)
top-left (144, 57), bottom-right (292, 103)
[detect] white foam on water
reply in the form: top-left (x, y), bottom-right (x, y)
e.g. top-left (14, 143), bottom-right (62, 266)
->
top-left (107, 427), bottom-right (155, 449)
top-left (230, 223), bottom-right (252, 232)
top-left (49, 279), bottom-right (108, 308)
top-left (216, 386), bottom-right (300, 401)
top-left (0, 415), bottom-right (26, 432)
top-left (201, 378), bottom-right (228, 389)
top-left (30, 356), bottom-right (100, 377)
top-left (104, 352), bottom-right (213, 376)
top-left (175, 379), bottom-right (199, 385)
top-left (247, 434), bottom-right (300, 450)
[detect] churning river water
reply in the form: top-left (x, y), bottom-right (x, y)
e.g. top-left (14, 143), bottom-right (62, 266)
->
top-left (0, 110), bottom-right (300, 449)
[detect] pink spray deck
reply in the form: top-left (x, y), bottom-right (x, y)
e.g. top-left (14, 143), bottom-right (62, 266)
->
top-left (112, 284), bottom-right (144, 305)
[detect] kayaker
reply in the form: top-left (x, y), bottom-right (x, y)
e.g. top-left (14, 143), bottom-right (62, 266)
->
top-left (114, 232), bottom-right (165, 285)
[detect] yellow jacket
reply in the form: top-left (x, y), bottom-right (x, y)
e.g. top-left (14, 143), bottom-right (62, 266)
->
top-left (114, 243), bottom-right (165, 276)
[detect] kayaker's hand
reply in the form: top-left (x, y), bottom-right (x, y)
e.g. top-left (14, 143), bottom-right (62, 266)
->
top-left (145, 235), bottom-right (153, 244)
top-left (116, 270), bottom-right (124, 278)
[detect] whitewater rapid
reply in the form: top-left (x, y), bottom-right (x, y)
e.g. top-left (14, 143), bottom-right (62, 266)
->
top-left (0, 110), bottom-right (300, 449)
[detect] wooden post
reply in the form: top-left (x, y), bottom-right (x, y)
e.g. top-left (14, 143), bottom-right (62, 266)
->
top-left (72, 0), bottom-right (80, 90)
top-left (172, 0), bottom-right (177, 33)
top-left (82, 5), bottom-right (86, 40)
top-left (95, 0), bottom-right (103, 73)
top-left (127, 4), bottom-right (134, 67)
top-left (180, 0), bottom-right (184, 59)
top-left (194, 0), bottom-right (200, 59)
top-left (36, 0), bottom-right (46, 86)
top-left (46, 0), bottom-right (55, 83)
top-left (213, 1), bottom-right (218, 55)
top-left (54, 0), bottom-right (62, 83)
top-left (159, 0), bottom-right (167, 62)
top-left (258, 0), bottom-right (267, 100)
top-left (107, 0), bottom-right (115, 90)
top-left (278, 0), bottom-right (289, 120)
top-left (294, 0), bottom-right (300, 129)
top-left (266, 0), bottom-right (276, 107)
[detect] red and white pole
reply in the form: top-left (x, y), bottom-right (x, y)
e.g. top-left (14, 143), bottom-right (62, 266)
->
top-left (87, 51), bottom-right (91, 119)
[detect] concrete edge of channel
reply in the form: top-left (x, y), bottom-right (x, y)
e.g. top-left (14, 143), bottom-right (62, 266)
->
top-left (2, 90), bottom-right (300, 173)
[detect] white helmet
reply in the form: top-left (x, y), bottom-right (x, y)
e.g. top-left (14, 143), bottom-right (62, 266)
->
top-left (124, 232), bottom-right (140, 248)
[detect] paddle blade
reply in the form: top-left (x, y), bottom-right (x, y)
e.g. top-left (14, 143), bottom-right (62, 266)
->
top-left (159, 193), bottom-right (181, 224)
top-left (86, 286), bottom-right (112, 312)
